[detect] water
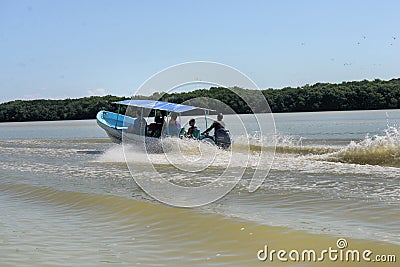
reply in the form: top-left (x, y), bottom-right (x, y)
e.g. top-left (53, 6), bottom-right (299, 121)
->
top-left (0, 110), bottom-right (399, 266)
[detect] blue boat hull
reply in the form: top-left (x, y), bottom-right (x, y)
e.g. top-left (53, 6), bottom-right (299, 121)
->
top-left (96, 111), bottom-right (166, 152)
top-left (96, 110), bottom-right (130, 143)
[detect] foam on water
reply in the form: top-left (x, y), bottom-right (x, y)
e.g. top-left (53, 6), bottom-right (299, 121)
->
top-left (96, 136), bottom-right (262, 169)
top-left (95, 125), bottom-right (400, 179)
top-left (330, 126), bottom-right (400, 166)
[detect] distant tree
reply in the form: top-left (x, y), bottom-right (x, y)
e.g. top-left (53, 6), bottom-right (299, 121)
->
top-left (1, 78), bottom-right (400, 122)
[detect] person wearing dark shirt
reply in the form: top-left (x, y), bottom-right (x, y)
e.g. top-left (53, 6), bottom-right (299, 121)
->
top-left (186, 118), bottom-right (198, 138)
top-left (155, 110), bottom-right (166, 124)
top-left (152, 110), bottom-right (166, 137)
top-left (201, 113), bottom-right (225, 140)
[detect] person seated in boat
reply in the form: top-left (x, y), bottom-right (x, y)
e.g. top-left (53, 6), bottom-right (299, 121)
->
top-left (201, 113), bottom-right (226, 141)
top-left (152, 110), bottom-right (166, 137)
top-left (185, 118), bottom-right (199, 139)
top-left (147, 123), bottom-right (157, 137)
top-left (128, 110), bottom-right (147, 136)
top-left (155, 110), bottom-right (165, 125)
top-left (167, 112), bottom-right (181, 136)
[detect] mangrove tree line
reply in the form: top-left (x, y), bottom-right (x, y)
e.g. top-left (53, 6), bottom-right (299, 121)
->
top-left (1, 78), bottom-right (399, 122)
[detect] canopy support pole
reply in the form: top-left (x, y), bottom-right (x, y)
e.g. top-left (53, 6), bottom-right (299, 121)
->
top-left (141, 107), bottom-right (144, 136)
top-left (166, 112), bottom-right (170, 135)
top-left (115, 104), bottom-right (120, 128)
top-left (204, 110), bottom-right (208, 129)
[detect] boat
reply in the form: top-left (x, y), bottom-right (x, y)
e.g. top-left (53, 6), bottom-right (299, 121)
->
top-left (96, 99), bottom-right (232, 151)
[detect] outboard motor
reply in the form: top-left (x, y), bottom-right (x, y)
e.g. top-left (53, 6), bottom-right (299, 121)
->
top-left (215, 129), bottom-right (232, 149)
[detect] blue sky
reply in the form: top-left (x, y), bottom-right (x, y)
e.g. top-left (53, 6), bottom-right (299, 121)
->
top-left (0, 0), bottom-right (399, 103)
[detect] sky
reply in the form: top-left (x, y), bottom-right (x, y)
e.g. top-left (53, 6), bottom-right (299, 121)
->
top-left (0, 0), bottom-right (399, 103)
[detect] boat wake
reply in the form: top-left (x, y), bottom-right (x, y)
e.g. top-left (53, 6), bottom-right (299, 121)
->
top-left (97, 125), bottom-right (400, 169)
top-left (325, 126), bottom-right (400, 167)
top-left (93, 125), bottom-right (400, 195)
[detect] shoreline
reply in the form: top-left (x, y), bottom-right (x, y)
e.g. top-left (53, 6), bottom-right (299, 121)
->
top-left (1, 107), bottom-right (400, 124)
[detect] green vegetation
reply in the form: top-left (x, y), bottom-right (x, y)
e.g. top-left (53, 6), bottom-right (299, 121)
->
top-left (0, 95), bottom-right (127, 122)
top-left (162, 78), bottom-right (400, 113)
top-left (1, 78), bottom-right (400, 122)
top-left (263, 78), bottom-right (400, 112)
